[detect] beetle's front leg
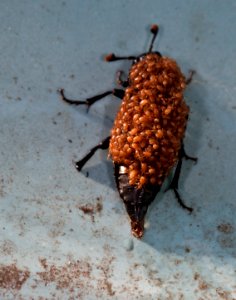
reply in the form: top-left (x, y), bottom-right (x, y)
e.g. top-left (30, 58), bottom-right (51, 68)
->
top-left (58, 88), bottom-right (124, 111)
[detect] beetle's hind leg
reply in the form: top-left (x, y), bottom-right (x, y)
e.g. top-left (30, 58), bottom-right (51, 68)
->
top-left (182, 147), bottom-right (198, 162)
top-left (166, 145), bottom-right (197, 212)
top-left (58, 88), bottom-right (124, 111)
top-left (167, 157), bottom-right (193, 213)
top-left (74, 136), bottom-right (110, 172)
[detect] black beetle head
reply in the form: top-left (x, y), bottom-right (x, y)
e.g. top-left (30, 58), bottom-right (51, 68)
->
top-left (133, 24), bottom-right (161, 63)
top-left (133, 51), bottom-right (162, 64)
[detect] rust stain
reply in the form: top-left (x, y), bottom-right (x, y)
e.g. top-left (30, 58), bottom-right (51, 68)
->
top-left (217, 223), bottom-right (234, 234)
top-left (194, 272), bottom-right (209, 291)
top-left (77, 197), bottom-right (103, 222)
top-left (216, 287), bottom-right (235, 300)
top-left (0, 240), bottom-right (17, 256)
top-left (217, 223), bottom-right (235, 249)
top-left (35, 252), bottom-right (115, 298)
top-left (0, 175), bottom-right (13, 197)
top-left (0, 258), bottom-right (233, 299)
top-left (36, 258), bottom-right (92, 290)
top-left (96, 250), bottom-right (115, 297)
top-left (0, 263), bottom-right (30, 290)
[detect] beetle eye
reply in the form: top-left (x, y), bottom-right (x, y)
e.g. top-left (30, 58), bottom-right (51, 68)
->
top-left (133, 54), bottom-right (146, 64)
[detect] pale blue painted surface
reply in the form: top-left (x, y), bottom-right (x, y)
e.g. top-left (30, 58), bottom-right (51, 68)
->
top-left (0, 1), bottom-right (235, 299)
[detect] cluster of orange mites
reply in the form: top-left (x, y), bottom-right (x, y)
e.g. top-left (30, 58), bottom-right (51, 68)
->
top-left (109, 53), bottom-right (189, 188)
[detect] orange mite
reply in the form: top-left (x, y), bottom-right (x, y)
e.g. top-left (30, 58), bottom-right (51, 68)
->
top-left (59, 24), bottom-right (197, 238)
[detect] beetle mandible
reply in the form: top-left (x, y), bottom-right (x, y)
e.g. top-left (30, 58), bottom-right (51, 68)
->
top-left (59, 24), bottom-right (197, 238)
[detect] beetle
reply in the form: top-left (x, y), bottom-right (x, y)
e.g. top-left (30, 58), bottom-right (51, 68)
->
top-left (58, 24), bottom-right (197, 238)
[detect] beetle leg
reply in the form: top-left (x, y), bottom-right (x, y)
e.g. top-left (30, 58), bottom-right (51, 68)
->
top-left (182, 146), bottom-right (198, 162)
top-left (74, 136), bottom-right (110, 172)
top-left (116, 70), bottom-right (129, 87)
top-left (58, 88), bottom-right (124, 111)
top-left (165, 145), bottom-right (195, 212)
top-left (112, 89), bottom-right (125, 99)
top-left (186, 70), bottom-right (196, 85)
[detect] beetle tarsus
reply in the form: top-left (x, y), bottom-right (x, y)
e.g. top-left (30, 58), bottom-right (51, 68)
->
top-left (165, 145), bottom-right (196, 212)
top-left (74, 136), bottom-right (110, 172)
top-left (58, 88), bottom-right (114, 111)
top-left (186, 70), bottom-right (196, 85)
top-left (173, 189), bottom-right (193, 213)
top-left (181, 145), bottom-right (198, 162)
top-left (182, 149), bottom-right (198, 162)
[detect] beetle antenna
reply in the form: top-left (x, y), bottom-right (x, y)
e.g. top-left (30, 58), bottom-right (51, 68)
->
top-left (148, 24), bottom-right (159, 53)
top-left (105, 53), bottom-right (136, 61)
